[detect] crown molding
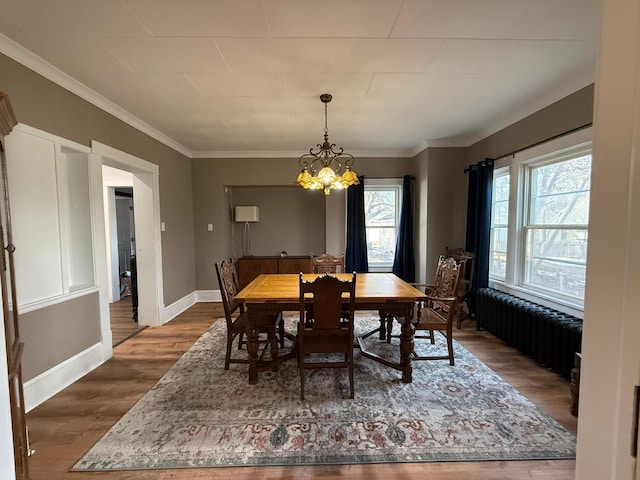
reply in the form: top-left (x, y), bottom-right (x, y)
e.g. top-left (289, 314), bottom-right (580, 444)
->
top-left (0, 33), bottom-right (193, 158)
top-left (191, 148), bottom-right (416, 159)
top-left (0, 32), bottom-right (593, 160)
top-left (460, 70), bottom-right (595, 148)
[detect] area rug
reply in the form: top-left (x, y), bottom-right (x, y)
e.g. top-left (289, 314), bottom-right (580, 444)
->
top-left (73, 315), bottom-right (576, 471)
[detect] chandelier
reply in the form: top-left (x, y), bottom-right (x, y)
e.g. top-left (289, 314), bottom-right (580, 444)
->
top-left (294, 94), bottom-right (359, 195)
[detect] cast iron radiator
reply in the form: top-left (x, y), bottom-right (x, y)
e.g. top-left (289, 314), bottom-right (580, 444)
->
top-left (475, 287), bottom-right (583, 379)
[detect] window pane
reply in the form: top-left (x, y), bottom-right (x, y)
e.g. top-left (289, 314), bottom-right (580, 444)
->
top-left (364, 190), bottom-right (396, 227)
top-left (530, 155), bottom-right (591, 225)
top-left (524, 228), bottom-right (588, 300)
top-left (366, 226), bottom-right (396, 265)
top-left (490, 226), bottom-right (508, 277)
top-left (489, 171), bottom-right (509, 279)
top-left (493, 173), bottom-right (510, 202)
top-left (492, 172), bottom-right (510, 225)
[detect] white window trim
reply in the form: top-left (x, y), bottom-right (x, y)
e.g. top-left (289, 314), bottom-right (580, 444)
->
top-left (490, 126), bottom-right (592, 318)
top-left (364, 178), bottom-right (403, 272)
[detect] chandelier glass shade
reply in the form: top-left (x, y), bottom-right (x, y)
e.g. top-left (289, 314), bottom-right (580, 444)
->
top-left (294, 94), bottom-right (359, 195)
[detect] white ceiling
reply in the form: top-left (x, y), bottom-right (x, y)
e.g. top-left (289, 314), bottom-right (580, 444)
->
top-left (0, 0), bottom-right (599, 158)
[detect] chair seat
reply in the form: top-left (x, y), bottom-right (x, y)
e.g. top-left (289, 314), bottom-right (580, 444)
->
top-left (416, 307), bottom-right (449, 329)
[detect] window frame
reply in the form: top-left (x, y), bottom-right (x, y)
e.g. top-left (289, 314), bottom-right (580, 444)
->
top-left (363, 178), bottom-right (403, 272)
top-left (489, 167), bottom-right (510, 281)
top-left (489, 127), bottom-right (592, 317)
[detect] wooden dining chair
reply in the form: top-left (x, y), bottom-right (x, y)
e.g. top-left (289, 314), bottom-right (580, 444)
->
top-left (227, 258), bottom-right (286, 347)
top-left (383, 255), bottom-right (449, 345)
top-left (311, 253), bottom-right (345, 274)
top-left (297, 272), bottom-right (356, 400)
top-left (412, 256), bottom-right (465, 365)
top-left (215, 260), bottom-right (282, 370)
top-left (444, 247), bottom-right (475, 328)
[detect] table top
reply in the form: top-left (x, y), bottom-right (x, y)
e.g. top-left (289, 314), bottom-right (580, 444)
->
top-left (235, 272), bottom-right (427, 304)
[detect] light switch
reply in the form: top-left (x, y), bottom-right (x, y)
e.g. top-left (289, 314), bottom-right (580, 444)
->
top-left (161, 222), bottom-right (166, 232)
top-left (207, 223), bottom-right (213, 231)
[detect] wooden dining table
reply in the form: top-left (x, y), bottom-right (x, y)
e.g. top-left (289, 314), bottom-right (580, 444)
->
top-left (234, 272), bottom-right (427, 385)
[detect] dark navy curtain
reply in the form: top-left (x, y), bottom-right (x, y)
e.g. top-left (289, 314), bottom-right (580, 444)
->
top-left (465, 158), bottom-right (494, 313)
top-left (345, 176), bottom-right (368, 273)
top-left (392, 175), bottom-right (415, 282)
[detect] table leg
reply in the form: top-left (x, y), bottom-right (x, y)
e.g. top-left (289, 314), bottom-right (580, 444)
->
top-left (399, 318), bottom-right (415, 383)
top-left (377, 309), bottom-right (387, 340)
top-left (269, 332), bottom-right (279, 372)
top-left (246, 323), bottom-right (260, 384)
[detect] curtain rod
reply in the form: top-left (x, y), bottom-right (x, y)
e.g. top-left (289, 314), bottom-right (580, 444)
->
top-left (464, 122), bottom-right (593, 173)
top-left (493, 122), bottom-right (593, 163)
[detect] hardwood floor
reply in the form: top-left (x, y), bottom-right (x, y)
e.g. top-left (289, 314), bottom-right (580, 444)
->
top-left (110, 296), bottom-right (147, 347)
top-left (25, 303), bottom-right (577, 480)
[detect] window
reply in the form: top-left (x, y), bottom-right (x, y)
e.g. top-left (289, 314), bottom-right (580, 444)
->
top-left (489, 128), bottom-right (592, 312)
top-left (523, 154), bottom-right (590, 300)
top-left (364, 180), bottom-right (402, 270)
top-left (489, 169), bottom-right (510, 280)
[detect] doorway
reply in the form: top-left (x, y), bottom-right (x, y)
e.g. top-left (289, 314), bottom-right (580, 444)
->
top-left (92, 140), bottom-right (165, 342)
top-left (102, 170), bottom-right (145, 346)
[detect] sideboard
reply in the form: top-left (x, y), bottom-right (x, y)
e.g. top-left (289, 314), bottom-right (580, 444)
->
top-left (237, 255), bottom-right (313, 289)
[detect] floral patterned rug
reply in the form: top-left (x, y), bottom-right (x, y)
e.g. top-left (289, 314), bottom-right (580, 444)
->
top-left (73, 315), bottom-right (576, 471)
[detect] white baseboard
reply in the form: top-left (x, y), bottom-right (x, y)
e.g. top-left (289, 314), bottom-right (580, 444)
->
top-left (161, 291), bottom-right (198, 324)
top-left (24, 342), bottom-right (105, 412)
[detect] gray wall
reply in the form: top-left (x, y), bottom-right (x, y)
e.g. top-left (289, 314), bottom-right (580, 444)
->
top-left (467, 85), bottom-right (594, 162)
top-left (0, 53), bottom-right (196, 306)
top-left (1, 51), bottom-right (196, 383)
top-left (191, 156), bottom-right (419, 291)
top-left (414, 147), bottom-right (468, 284)
top-left (20, 293), bottom-right (100, 381)
top-left (229, 186), bottom-right (326, 258)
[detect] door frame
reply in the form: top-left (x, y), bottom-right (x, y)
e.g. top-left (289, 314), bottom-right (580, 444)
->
top-left (92, 141), bottom-right (164, 328)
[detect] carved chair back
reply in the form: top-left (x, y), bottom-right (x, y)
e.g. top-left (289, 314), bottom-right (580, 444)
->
top-left (312, 253), bottom-right (345, 274)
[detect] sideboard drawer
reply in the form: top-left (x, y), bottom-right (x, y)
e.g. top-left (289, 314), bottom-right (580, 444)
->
top-left (237, 257), bottom-right (278, 289)
top-left (278, 257), bottom-right (313, 274)
top-left (237, 256), bottom-right (312, 289)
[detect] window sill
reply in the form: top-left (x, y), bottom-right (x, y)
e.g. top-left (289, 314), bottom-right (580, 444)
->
top-left (488, 280), bottom-right (584, 319)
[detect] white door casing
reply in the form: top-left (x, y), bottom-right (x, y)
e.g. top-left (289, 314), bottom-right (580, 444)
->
top-left (92, 141), bottom-right (164, 328)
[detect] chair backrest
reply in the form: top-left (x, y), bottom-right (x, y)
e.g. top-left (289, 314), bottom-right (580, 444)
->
top-left (430, 256), bottom-right (465, 300)
top-left (299, 272), bottom-right (356, 333)
top-left (215, 260), bottom-right (242, 323)
top-left (311, 253), bottom-right (345, 274)
top-left (445, 247), bottom-right (474, 290)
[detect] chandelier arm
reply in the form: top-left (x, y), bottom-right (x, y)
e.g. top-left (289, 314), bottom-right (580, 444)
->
top-left (298, 153), bottom-right (318, 174)
top-left (339, 153), bottom-right (355, 168)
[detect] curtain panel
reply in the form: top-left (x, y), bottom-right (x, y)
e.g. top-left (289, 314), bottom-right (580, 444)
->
top-left (392, 175), bottom-right (415, 282)
top-left (465, 159), bottom-right (494, 312)
top-left (345, 176), bottom-right (368, 273)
